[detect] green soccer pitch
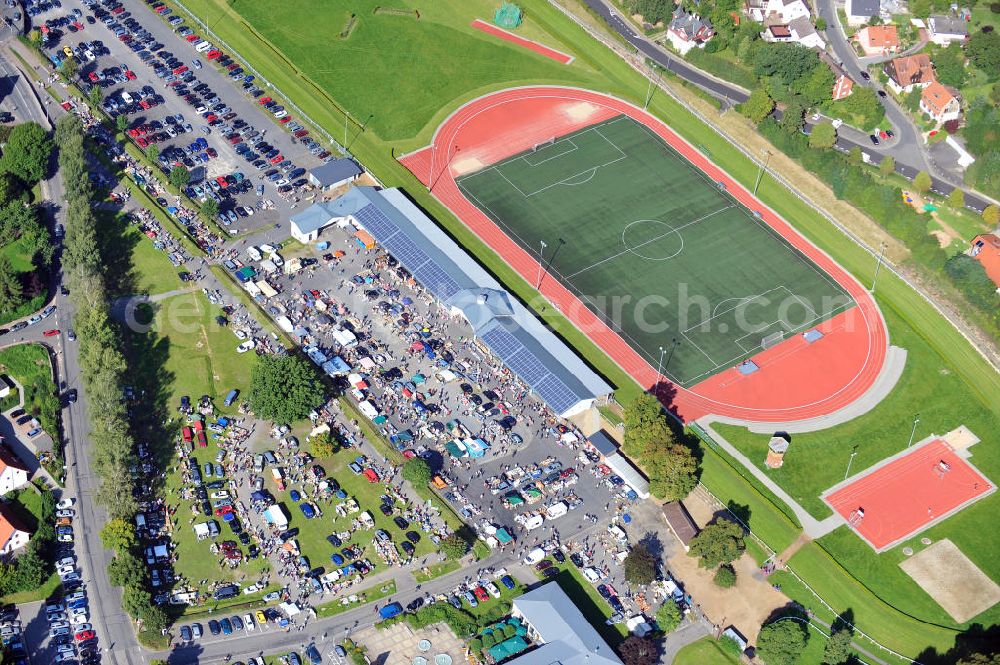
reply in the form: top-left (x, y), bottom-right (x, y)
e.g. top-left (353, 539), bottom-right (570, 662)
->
top-left (455, 115), bottom-right (855, 386)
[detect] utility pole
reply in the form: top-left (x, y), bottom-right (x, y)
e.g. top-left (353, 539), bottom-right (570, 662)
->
top-left (655, 345), bottom-right (665, 395)
top-left (907, 413), bottom-right (920, 448)
top-left (753, 149), bottom-right (771, 196)
top-left (844, 446), bottom-right (858, 480)
top-left (871, 242), bottom-right (887, 294)
top-left (535, 240), bottom-right (547, 289)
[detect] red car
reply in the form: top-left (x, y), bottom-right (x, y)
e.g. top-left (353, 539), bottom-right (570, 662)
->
top-left (258, 96), bottom-right (272, 105)
top-left (124, 70), bottom-right (136, 80)
top-left (43, 329), bottom-right (60, 337)
top-left (293, 129), bottom-right (308, 138)
top-left (88, 71), bottom-right (100, 82)
top-left (196, 431), bottom-right (207, 447)
top-left (473, 587), bottom-right (489, 602)
top-left (269, 154), bottom-right (283, 164)
top-left (214, 505), bottom-right (233, 517)
top-left (279, 117), bottom-right (292, 124)
top-left (185, 34), bottom-right (200, 42)
top-left (181, 427), bottom-right (193, 443)
top-left (206, 49), bottom-right (221, 60)
top-left (136, 137), bottom-right (149, 148)
top-left (110, 6), bottom-right (123, 14)
top-left (363, 468), bottom-right (379, 483)
top-left (402, 449), bottom-right (416, 460)
top-left (173, 65), bottom-right (188, 75)
top-left (216, 176), bottom-right (229, 188)
top-left (75, 630), bottom-right (95, 641)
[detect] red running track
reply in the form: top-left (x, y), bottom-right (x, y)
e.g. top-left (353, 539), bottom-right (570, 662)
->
top-left (824, 440), bottom-right (994, 551)
top-left (470, 20), bottom-right (574, 64)
top-left (399, 86), bottom-right (889, 423)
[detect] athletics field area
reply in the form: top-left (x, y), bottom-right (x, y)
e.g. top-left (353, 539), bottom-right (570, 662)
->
top-left (400, 87), bottom-right (888, 422)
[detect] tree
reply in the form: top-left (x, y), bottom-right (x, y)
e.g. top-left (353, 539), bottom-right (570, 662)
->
top-left (740, 88), bottom-right (775, 124)
top-left (623, 544), bottom-right (657, 585)
top-left (201, 197), bottom-right (220, 220)
top-left (948, 187), bottom-right (965, 209)
top-left (0, 255), bottom-right (22, 314)
top-left (655, 601), bottom-right (681, 633)
top-left (983, 204), bottom-right (999, 226)
top-left (713, 564), bottom-right (737, 588)
top-left (967, 30), bottom-right (1000, 79)
top-left (623, 392), bottom-right (672, 457)
top-left (248, 354), bottom-right (326, 423)
top-left (116, 114), bottom-right (129, 133)
top-left (107, 552), bottom-right (146, 587)
top-left (798, 65), bottom-right (834, 105)
top-left (823, 628), bottom-right (854, 664)
top-left (809, 122), bottom-right (837, 149)
top-left (838, 87), bottom-right (883, 128)
top-left (757, 620), bottom-right (807, 665)
top-left (645, 442), bottom-right (698, 500)
top-left (879, 155), bottom-right (895, 178)
top-left (402, 458), bottom-right (432, 487)
top-left (88, 84), bottom-right (103, 107)
top-left (145, 144), bottom-right (159, 163)
top-left (440, 533), bottom-right (470, 560)
top-left (59, 57), bottom-right (78, 83)
top-left (913, 170), bottom-right (932, 194)
top-left (0, 122), bottom-right (52, 185)
top-left (848, 146), bottom-right (863, 165)
top-left (309, 429), bottom-right (337, 458)
top-left (100, 517), bottom-right (137, 553)
top-left (934, 43), bottom-right (967, 87)
top-left (688, 518), bottom-right (745, 567)
top-left (957, 654), bottom-right (1000, 665)
top-left (616, 636), bottom-right (658, 665)
top-left (169, 165), bottom-right (190, 189)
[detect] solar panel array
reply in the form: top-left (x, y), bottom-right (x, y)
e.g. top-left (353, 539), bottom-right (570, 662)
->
top-left (355, 204), bottom-right (461, 301)
top-left (480, 327), bottom-right (582, 414)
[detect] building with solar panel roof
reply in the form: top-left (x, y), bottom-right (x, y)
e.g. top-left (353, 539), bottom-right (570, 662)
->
top-left (294, 186), bottom-right (612, 417)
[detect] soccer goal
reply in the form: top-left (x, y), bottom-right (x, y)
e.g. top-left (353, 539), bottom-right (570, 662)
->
top-left (761, 330), bottom-right (785, 350)
top-left (532, 136), bottom-right (556, 152)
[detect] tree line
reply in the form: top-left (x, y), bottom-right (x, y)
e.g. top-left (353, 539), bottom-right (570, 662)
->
top-left (55, 115), bottom-right (168, 632)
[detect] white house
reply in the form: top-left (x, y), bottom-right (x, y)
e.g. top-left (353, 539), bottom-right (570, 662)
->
top-left (744, 0), bottom-right (811, 23)
top-left (927, 15), bottom-right (968, 45)
top-left (666, 7), bottom-right (714, 55)
top-left (762, 16), bottom-right (825, 48)
top-left (0, 504), bottom-right (31, 556)
top-left (920, 82), bottom-right (962, 123)
top-left (845, 0), bottom-right (880, 26)
top-left (0, 446), bottom-right (29, 495)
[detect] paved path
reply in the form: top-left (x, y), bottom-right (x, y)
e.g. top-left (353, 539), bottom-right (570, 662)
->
top-left (697, 420), bottom-right (843, 539)
top-left (661, 618), bottom-right (713, 664)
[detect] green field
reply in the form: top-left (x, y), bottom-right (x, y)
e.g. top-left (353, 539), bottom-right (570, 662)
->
top-left (673, 636), bottom-right (740, 665)
top-left (457, 115), bottom-right (852, 385)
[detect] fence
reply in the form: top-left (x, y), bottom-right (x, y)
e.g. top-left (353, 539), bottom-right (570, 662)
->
top-left (547, 0), bottom-right (1000, 374)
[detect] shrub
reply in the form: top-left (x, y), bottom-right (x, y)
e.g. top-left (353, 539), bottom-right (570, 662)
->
top-left (714, 564), bottom-right (737, 588)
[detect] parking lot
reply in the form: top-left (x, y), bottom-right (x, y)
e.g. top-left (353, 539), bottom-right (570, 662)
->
top-left (33, 0), bottom-right (340, 237)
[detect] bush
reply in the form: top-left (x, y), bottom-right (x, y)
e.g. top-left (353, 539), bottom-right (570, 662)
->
top-left (714, 564), bottom-right (737, 588)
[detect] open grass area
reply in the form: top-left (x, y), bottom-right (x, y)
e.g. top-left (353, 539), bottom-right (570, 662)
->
top-left (0, 232), bottom-right (47, 324)
top-left (185, 0), bottom-right (598, 141)
top-left (0, 343), bottom-right (59, 440)
top-left (672, 635), bottom-right (740, 665)
top-left (0, 234), bottom-right (40, 274)
top-left (413, 560), bottom-right (459, 583)
top-left (149, 0), bottom-right (1000, 657)
top-left (457, 114), bottom-right (852, 386)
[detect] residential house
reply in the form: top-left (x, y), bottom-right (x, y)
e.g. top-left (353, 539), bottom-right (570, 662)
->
top-left (845, 0), bottom-right (880, 26)
top-left (832, 74), bottom-right (855, 99)
top-left (761, 16), bottom-right (824, 48)
top-left (0, 446), bottom-right (29, 495)
top-left (854, 24), bottom-right (900, 55)
top-left (970, 234), bottom-right (1000, 290)
top-left (883, 53), bottom-right (935, 94)
top-left (666, 6), bottom-right (714, 55)
top-left (920, 82), bottom-right (961, 123)
top-left (927, 15), bottom-right (968, 45)
top-left (744, 0), bottom-right (811, 24)
top-left (0, 503), bottom-right (31, 556)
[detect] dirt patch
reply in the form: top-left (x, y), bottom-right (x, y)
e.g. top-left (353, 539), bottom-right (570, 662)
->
top-left (899, 539), bottom-right (1000, 623)
top-left (561, 101), bottom-right (600, 123)
top-left (451, 155), bottom-right (485, 176)
top-left (931, 230), bottom-right (951, 248)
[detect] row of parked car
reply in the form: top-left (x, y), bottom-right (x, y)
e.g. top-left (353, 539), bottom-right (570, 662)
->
top-left (0, 604), bottom-right (28, 665)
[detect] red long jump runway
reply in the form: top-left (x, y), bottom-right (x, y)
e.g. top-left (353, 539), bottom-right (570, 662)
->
top-left (398, 86), bottom-right (889, 423)
top-left (823, 440), bottom-right (994, 552)
top-left (470, 20), bottom-right (574, 64)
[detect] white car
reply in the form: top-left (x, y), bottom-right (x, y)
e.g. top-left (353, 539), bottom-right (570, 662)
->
top-left (243, 613), bottom-right (254, 631)
top-left (236, 340), bottom-right (256, 353)
top-left (56, 644), bottom-right (75, 655)
top-left (58, 557), bottom-right (76, 568)
top-left (484, 582), bottom-right (501, 598)
top-left (56, 498), bottom-right (74, 510)
top-left (71, 614), bottom-right (89, 625)
top-left (60, 572), bottom-right (80, 582)
top-left (55, 653), bottom-right (76, 663)
top-left (57, 565), bottom-right (76, 576)
top-left (49, 620), bottom-right (69, 630)
top-left (58, 534), bottom-right (74, 543)
top-left (210, 491), bottom-right (229, 499)
top-left (65, 591), bottom-right (85, 603)
top-left (74, 623), bottom-right (92, 633)
top-left (57, 509), bottom-right (75, 518)
top-left (47, 612), bottom-right (67, 623)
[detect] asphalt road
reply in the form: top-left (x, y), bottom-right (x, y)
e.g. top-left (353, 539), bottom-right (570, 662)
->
top-left (579, 0), bottom-right (993, 212)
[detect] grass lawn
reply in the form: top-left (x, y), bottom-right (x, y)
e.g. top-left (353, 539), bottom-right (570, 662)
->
top-left (413, 560), bottom-right (459, 583)
top-left (316, 579), bottom-right (396, 618)
top-left (0, 234), bottom-right (40, 273)
top-left (184, 0), bottom-right (599, 141)
top-left (277, 444), bottom-right (440, 578)
top-left (0, 343), bottom-right (59, 438)
top-left (149, 0), bottom-right (1000, 657)
top-left (0, 233), bottom-right (47, 324)
top-left (96, 208), bottom-right (186, 298)
top-left (672, 636), bottom-right (740, 665)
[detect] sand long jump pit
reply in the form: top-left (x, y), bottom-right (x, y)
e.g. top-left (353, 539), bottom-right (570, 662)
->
top-left (899, 539), bottom-right (1000, 623)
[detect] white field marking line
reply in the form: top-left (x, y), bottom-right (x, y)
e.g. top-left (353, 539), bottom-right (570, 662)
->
top-left (682, 286), bottom-right (786, 334)
top-left (680, 330), bottom-right (722, 366)
top-left (516, 126), bottom-right (628, 198)
top-left (628, 117), bottom-right (856, 309)
top-left (564, 205), bottom-right (734, 280)
top-left (520, 138), bottom-right (579, 167)
top-left (734, 319), bottom-right (785, 353)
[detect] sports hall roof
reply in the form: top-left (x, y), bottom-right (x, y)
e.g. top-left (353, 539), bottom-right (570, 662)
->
top-left (341, 186), bottom-right (612, 417)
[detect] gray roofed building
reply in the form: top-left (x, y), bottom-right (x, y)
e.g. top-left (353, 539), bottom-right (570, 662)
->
top-left (326, 187), bottom-right (612, 417)
top-left (307, 158), bottom-right (363, 189)
top-left (510, 582), bottom-right (622, 665)
top-left (845, 0), bottom-right (880, 25)
top-left (587, 430), bottom-right (618, 457)
top-left (927, 15), bottom-right (969, 45)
